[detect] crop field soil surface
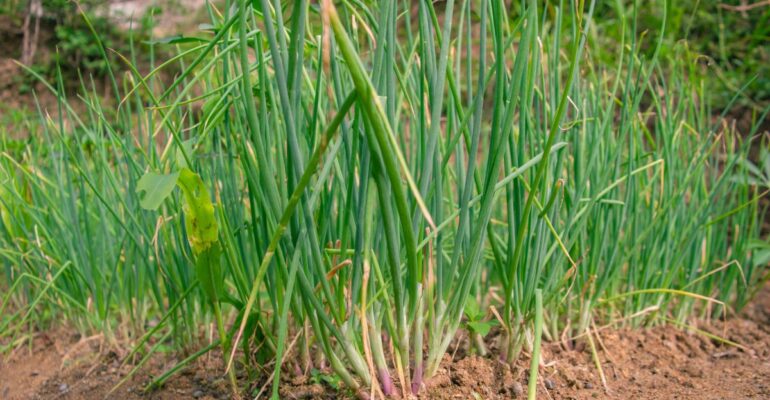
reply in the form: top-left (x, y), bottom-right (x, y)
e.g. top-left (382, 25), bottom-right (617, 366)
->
top-left (2, 282), bottom-right (769, 400)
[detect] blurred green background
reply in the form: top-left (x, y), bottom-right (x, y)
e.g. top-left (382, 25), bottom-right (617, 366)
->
top-left (0, 0), bottom-right (768, 128)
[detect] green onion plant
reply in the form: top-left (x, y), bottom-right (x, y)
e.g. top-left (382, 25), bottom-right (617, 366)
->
top-left (0, 0), bottom-right (767, 398)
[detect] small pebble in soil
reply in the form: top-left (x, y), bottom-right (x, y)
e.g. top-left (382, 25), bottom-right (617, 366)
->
top-left (58, 383), bottom-right (69, 394)
top-left (192, 389), bottom-right (205, 398)
top-left (584, 382), bottom-right (594, 389)
top-left (511, 382), bottom-right (524, 397)
top-left (545, 379), bottom-right (556, 390)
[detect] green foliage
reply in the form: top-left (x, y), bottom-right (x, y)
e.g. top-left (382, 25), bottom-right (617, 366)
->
top-left (136, 171), bottom-right (181, 210)
top-left (135, 165), bottom-right (234, 392)
top-left (194, 243), bottom-right (223, 303)
top-left (463, 296), bottom-right (497, 337)
top-left (2, 0), bottom-right (154, 85)
top-left (136, 167), bottom-right (221, 296)
top-left (592, 1), bottom-right (770, 109)
top-left (0, 1), bottom-right (767, 398)
top-left (733, 141), bottom-right (770, 190)
top-left (52, 17), bottom-right (117, 76)
top-left (310, 368), bottom-right (343, 391)
top-left (176, 168), bottom-right (218, 255)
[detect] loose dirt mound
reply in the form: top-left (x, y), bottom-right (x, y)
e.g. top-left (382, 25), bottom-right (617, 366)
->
top-left (2, 283), bottom-right (769, 399)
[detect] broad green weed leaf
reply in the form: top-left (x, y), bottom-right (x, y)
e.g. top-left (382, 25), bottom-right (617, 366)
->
top-left (464, 296), bottom-right (481, 320)
top-left (177, 168), bottom-right (218, 254)
top-left (467, 320), bottom-right (497, 337)
top-left (139, 167), bottom-right (222, 302)
top-left (136, 171), bottom-right (180, 210)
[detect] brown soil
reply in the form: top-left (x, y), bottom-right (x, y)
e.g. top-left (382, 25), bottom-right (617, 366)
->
top-left (421, 282), bottom-right (770, 400)
top-left (1, 282), bottom-right (769, 400)
top-left (0, 329), bottom-right (233, 400)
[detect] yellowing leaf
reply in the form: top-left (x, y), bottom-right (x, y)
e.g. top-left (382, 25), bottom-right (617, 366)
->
top-left (177, 168), bottom-right (218, 254)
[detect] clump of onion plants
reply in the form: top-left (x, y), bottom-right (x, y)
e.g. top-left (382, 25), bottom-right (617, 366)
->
top-left (0, 0), bottom-right (766, 399)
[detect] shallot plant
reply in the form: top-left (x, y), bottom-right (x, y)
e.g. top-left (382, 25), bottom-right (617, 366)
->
top-left (0, 0), bottom-right (766, 399)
